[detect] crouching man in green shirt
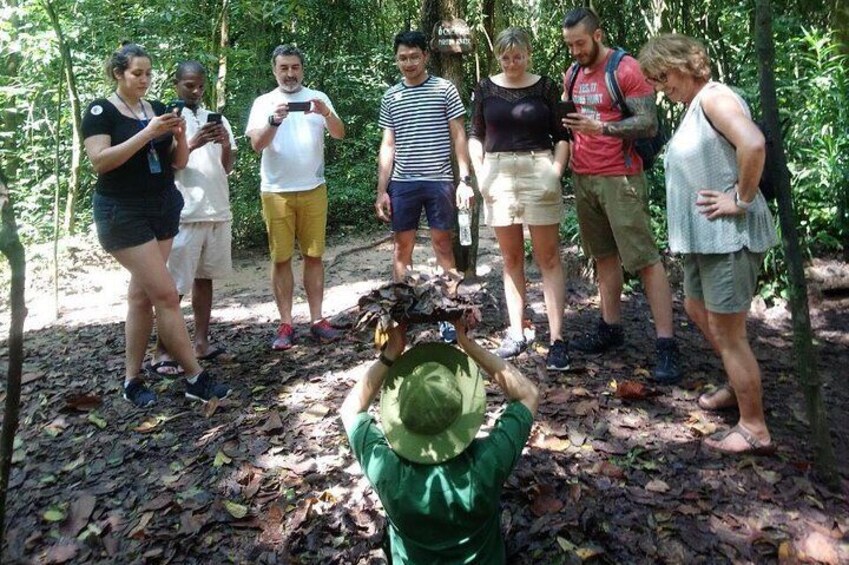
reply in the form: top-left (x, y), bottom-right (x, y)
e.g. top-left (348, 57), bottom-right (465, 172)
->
top-left (340, 319), bottom-right (539, 563)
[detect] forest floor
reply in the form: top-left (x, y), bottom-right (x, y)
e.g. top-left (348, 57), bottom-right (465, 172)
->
top-left (1, 228), bottom-right (848, 564)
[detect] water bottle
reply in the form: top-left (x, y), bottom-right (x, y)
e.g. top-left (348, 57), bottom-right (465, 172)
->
top-left (458, 208), bottom-right (472, 247)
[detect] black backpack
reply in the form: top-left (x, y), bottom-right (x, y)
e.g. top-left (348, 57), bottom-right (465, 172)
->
top-left (566, 48), bottom-right (669, 170)
top-left (702, 112), bottom-right (777, 201)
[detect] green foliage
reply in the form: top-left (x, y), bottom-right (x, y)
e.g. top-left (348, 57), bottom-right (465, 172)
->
top-left (1, 0), bottom-right (846, 306)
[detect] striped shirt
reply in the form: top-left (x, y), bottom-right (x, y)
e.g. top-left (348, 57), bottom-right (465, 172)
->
top-left (379, 75), bottom-right (466, 181)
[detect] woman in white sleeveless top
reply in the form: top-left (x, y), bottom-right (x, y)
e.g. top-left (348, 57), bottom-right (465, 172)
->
top-left (638, 34), bottom-right (778, 456)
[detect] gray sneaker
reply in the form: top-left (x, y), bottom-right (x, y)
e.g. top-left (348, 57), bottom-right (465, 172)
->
top-left (495, 335), bottom-right (527, 359)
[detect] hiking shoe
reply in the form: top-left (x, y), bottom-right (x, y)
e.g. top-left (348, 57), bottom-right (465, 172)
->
top-left (496, 334), bottom-right (527, 359)
top-left (123, 379), bottom-right (156, 408)
top-left (310, 319), bottom-right (342, 343)
top-left (272, 323), bottom-right (294, 350)
top-left (546, 339), bottom-right (571, 371)
top-left (438, 321), bottom-right (457, 344)
top-left (185, 371), bottom-right (232, 403)
top-left (654, 338), bottom-right (682, 384)
top-left (570, 319), bottom-right (624, 353)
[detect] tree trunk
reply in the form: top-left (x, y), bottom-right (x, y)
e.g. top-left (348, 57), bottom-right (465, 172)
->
top-left (755, 0), bottom-right (840, 490)
top-left (0, 170), bottom-right (28, 547)
top-left (421, 0), bottom-right (479, 278)
top-left (215, 0), bottom-right (230, 111)
top-left (42, 0), bottom-right (83, 235)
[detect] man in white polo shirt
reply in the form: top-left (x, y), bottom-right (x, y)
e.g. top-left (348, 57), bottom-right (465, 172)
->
top-left (151, 60), bottom-right (236, 375)
top-left (246, 45), bottom-right (346, 351)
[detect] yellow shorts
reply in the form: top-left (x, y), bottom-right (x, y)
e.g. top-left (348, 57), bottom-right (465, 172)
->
top-left (261, 185), bottom-right (327, 262)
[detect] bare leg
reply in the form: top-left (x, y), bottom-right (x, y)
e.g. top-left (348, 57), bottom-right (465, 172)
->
top-left (639, 261), bottom-right (674, 338)
top-left (271, 259), bottom-right (295, 324)
top-left (392, 230), bottom-right (416, 281)
top-left (302, 255), bottom-right (325, 322)
top-left (192, 278), bottom-right (213, 355)
top-left (111, 239), bottom-right (202, 379)
top-left (529, 224), bottom-right (565, 342)
top-left (494, 225), bottom-right (526, 338)
top-left (703, 310), bottom-right (771, 450)
top-left (595, 254), bottom-right (623, 325)
top-left (429, 228), bottom-right (456, 274)
top-left (684, 297), bottom-right (720, 353)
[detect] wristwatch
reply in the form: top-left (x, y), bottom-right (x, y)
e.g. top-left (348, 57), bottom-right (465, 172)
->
top-left (460, 175), bottom-right (472, 185)
top-left (735, 191), bottom-right (754, 211)
top-left (268, 114), bottom-right (281, 127)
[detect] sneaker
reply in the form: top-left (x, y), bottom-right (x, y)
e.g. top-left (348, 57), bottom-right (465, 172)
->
top-left (185, 371), bottom-right (232, 403)
top-left (123, 379), bottom-right (156, 408)
top-left (310, 319), bottom-right (342, 343)
top-left (438, 321), bottom-right (457, 344)
top-left (570, 319), bottom-right (624, 353)
top-left (546, 339), bottom-right (571, 371)
top-left (272, 323), bottom-right (294, 350)
top-left (495, 334), bottom-right (527, 359)
top-left (654, 338), bottom-right (682, 384)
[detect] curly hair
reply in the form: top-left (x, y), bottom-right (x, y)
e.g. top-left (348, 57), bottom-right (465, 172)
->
top-left (638, 33), bottom-right (712, 82)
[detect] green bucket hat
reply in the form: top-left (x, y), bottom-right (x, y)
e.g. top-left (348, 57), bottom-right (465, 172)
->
top-left (380, 343), bottom-right (486, 464)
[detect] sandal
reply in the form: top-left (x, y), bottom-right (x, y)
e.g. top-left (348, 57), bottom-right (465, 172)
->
top-left (144, 359), bottom-right (184, 377)
top-left (703, 424), bottom-right (776, 456)
top-left (698, 384), bottom-right (737, 411)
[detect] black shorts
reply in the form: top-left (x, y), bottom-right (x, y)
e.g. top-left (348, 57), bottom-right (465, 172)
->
top-left (93, 188), bottom-right (184, 252)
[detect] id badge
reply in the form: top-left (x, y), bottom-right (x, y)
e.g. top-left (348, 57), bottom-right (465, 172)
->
top-left (147, 148), bottom-right (162, 174)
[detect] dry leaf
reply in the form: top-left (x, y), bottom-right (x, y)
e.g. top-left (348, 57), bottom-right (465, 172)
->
top-left (60, 493), bottom-right (96, 537)
top-left (64, 394), bottom-right (102, 412)
top-left (616, 380), bottom-right (650, 401)
top-left (645, 479), bottom-right (670, 493)
top-left (224, 500), bottom-right (249, 519)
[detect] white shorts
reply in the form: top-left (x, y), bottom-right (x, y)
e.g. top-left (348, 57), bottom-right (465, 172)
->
top-left (167, 221), bottom-right (232, 295)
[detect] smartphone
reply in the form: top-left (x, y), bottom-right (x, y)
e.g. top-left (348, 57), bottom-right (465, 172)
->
top-left (286, 101), bottom-right (311, 112)
top-left (557, 100), bottom-right (578, 119)
top-left (165, 100), bottom-right (185, 114)
top-left (206, 112), bottom-right (222, 124)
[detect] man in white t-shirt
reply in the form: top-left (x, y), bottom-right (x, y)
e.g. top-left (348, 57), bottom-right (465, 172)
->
top-left (246, 45), bottom-right (346, 351)
top-left (150, 60), bottom-right (237, 376)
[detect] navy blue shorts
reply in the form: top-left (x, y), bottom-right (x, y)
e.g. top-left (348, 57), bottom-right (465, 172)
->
top-left (93, 188), bottom-right (184, 252)
top-left (388, 180), bottom-right (455, 232)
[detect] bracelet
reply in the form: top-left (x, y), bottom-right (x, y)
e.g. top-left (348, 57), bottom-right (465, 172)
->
top-left (378, 353), bottom-right (395, 367)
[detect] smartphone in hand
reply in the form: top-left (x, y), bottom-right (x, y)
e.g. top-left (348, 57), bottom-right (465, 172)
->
top-left (556, 100), bottom-right (578, 120)
top-left (286, 101), bottom-right (311, 112)
top-left (206, 113), bottom-right (222, 124)
top-left (165, 100), bottom-right (186, 114)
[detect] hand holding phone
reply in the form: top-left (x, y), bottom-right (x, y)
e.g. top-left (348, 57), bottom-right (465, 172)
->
top-left (206, 112), bottom-right (222, 124)
top-left (556, 100), bottom-right (578, 120)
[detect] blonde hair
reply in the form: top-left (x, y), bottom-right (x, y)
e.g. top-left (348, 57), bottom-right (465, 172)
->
top-left (493, 27), bottom-right (532, 57)
top-left (638, 33), bottom-right (712, 82)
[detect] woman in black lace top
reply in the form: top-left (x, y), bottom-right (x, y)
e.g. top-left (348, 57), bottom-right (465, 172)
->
top-left (469, 27), bottom-right (571, 370)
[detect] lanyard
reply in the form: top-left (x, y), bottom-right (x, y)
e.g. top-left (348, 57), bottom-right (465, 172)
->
top-left (115, 93), bottom-right (155, 150)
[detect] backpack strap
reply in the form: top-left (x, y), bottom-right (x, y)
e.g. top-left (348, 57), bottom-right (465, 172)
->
top-left (565, 62), bottom-right (580, 100)
top-left (605, 48), bottom-right (629, 114)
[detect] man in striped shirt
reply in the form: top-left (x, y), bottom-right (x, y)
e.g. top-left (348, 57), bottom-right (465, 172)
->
top-left (375, 31), bottom-right (474, 287)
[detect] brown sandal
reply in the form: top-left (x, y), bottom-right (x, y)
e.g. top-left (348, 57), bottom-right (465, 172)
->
top-left (703, 424), bottom-right (776, 456)
top-left (698, 384), bottom-right (737, 411)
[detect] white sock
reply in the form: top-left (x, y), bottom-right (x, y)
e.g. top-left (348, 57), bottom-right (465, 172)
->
top-left (186, 371), bottom-right (203, 384)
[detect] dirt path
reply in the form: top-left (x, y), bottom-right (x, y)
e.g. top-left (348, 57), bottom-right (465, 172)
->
top-left (1, 231), bottom-right (847, 563)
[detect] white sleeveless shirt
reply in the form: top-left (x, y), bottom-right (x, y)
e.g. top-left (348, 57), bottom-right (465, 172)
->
top-left (663, 82), bottom-right (777, 254)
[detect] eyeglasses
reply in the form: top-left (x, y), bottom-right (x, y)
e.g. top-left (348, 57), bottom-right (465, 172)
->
top-left (396, 54), bottom-right (423, 64)
top-left (646, 72), bottom-right (668, 85)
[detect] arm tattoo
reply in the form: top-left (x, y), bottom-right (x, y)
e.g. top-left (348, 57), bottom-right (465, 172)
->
top-left (604, 95), bottom-right (658, 139)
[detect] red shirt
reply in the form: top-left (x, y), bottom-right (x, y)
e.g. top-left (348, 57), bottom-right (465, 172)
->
top-left (568, 51), bottom-right (654, 176)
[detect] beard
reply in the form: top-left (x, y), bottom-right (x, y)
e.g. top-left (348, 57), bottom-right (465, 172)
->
top-left (579, 39), bottom-right (601, 68)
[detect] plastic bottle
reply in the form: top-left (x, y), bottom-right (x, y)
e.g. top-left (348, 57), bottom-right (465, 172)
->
top-left (458, 208), bottom-right (472, 246)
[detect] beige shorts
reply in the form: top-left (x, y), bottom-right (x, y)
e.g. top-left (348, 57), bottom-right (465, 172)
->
top-left (573, 173), bottom-right (660, 273)
top-left (167, 221), bottom-right (232, 295)
top-left (479, 151), bottom-right (563, 227)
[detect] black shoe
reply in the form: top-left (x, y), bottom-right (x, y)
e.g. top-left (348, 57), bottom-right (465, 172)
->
top-left (654, 338), bottom-right (682, 384)
top-left (546, 340), bottom-right (571, 371)
top-left (123, 379), bottom-right (156, 408)
top-left (570, 319), bottom-right (624, 353)
top-left (495, 334), bottom-right (527, 359)
top-left (185, 371), bottom-right (232, 403)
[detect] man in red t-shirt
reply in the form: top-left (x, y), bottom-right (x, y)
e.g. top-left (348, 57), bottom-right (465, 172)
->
top-left (561, 7), bottom-right (680, 384)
